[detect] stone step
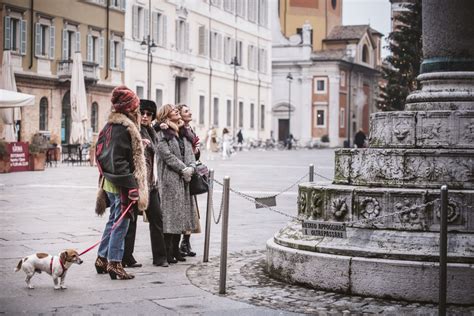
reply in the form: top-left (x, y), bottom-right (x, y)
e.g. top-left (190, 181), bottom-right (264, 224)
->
top-left (369, 110), bottom-right (474, 149)
top-left (334, 148), bottom-right (474, 189)
top-left (297, 182), bottom-right (474, 232)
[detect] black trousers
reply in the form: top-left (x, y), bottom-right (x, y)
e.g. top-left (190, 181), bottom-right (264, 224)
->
top-left (145, 189), bottom-right (167, 262)
top-left (123, 188), bottom-right (167, 264)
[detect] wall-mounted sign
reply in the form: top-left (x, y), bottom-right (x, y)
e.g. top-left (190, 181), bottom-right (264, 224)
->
top-left (302, 220), bottom-right (347, 238)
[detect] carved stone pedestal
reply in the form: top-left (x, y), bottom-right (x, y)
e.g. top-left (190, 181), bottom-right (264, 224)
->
top-left (266, 0), bottom-right (474, 303)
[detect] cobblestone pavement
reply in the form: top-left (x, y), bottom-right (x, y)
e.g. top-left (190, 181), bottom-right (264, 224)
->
top-left (187, 250), bottom-right (474, 315)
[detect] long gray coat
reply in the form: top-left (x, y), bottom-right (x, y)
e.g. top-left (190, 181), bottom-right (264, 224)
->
top-left (156, 130), bottom-right (197, 234)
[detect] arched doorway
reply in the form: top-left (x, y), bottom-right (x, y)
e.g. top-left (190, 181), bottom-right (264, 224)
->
top-left (61, 90), bottom-right (71, 144)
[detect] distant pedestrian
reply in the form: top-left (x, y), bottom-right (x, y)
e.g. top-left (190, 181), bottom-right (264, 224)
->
top-left (237, 129), bottom-right (244, 151)
top-left (287, 134), bottom-right (294, 150)
top-left (155, 104), bottom-right (197, 264)
top-left (205, 126), bottom-right (218, 160)
top-left (94, 85), bottom-right (148, 280)
top-left (354, 129), bottom-right (367, 148)
top-left (222, 128), bottom-right (231, 159)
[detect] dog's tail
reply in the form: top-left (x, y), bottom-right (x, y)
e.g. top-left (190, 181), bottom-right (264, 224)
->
top-left (14, 259), bottom-right (23, 272)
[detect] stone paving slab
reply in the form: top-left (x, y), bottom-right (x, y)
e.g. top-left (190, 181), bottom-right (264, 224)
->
top-left (187, 250), bottom-right (474, 315)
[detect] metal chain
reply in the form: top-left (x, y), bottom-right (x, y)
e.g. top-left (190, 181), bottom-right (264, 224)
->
top-left (246, 172), bottom-right (310, 200)
top-left (208, 178), bottom-right (224, 224)
top-left (213, 178), bottom-right (301, 221)
top-left (345, 201), bottom-right (436, 227)
top-left (313, 171), bottom-right (333, 181)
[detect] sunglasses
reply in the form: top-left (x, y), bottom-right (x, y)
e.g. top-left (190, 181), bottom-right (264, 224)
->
top-left (141, 111), bottom-right (154, 117)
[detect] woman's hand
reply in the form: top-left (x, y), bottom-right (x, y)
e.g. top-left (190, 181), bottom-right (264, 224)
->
top-left (142, 139), bottom-right (151, 147)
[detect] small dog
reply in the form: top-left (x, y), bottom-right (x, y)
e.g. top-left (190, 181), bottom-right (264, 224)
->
top-left (14, 249), bottom-right (83, 289)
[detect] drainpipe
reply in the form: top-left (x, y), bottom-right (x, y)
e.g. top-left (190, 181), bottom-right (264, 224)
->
top-left (105, 0), bottom-right (110, 79)
top-left (28, 0), bottom-right (34, 69)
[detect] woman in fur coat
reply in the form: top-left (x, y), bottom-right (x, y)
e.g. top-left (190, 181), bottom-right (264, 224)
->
top-left (94, 86), bottom-right (148, 280)
top-left (155, 104), bottom-right (197, 264)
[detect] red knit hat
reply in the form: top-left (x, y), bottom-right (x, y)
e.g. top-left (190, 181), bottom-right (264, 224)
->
top-left (111, 85), bottom-right (139, 114)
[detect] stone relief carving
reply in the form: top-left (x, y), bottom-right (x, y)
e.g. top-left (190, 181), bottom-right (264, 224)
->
top-left (435, 199), bottom-right (460, 223)
top-left (462, 120), bottom-right (474, 142)
top-left (298, 191), bottom-right (307, 215)
top-left (334, 152), bottom-right (351, 181)
top-left (419, 119), bottom-right (449, 142)
top-left (360, 197), bottom-right (381, 219)
top-left (395, 198), bottom-right (426, 228)
top-left (310, 191), bottom-right (323, 218)
top-left (331, 198), bottom-right (348, 219)
top-left (393, 120), bottom-right (411, 141)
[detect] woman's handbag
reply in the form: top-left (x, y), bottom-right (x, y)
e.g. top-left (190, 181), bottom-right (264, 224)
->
top-left (189, 163), bottom-right (209, 195)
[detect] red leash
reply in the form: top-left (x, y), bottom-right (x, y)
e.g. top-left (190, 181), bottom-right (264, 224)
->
top-left (78, 201), bottom-right (136, 256)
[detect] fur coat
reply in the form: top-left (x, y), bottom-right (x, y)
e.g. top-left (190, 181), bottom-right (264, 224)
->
top-left (156, 129), bottom-right (197, 234)
top-left (95, 112), bottom-right (149, 215)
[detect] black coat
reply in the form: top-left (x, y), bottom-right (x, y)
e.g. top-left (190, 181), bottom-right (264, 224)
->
top-left (96, 122), bottom-right (137, 189)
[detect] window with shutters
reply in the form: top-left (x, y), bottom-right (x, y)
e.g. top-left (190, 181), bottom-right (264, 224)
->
top-left (258, 48), bottom-right (267, 73)
top-left (91, 102), bottom-right (99, 133)
top-left (4, 14), bottom-right (27, 55)
top-left (109, 36), bottom-right (124, 70)
top-left (236, 40), bottom-right (243, 66)
top-left (136, 86), bottom-right (144, 99)
top-left (238, 101), bottom-right (243, 128)
top-left (198, 25), bottom-right (208, 56)
top-left (35, 19), bottom-right (54, 59)
top-left (226, 100), bottom-right (232, 127)
top-left (132, 5), bottom-right (148, 40)
top-left (61, 25), bottom-right (79, 60)
top-left (258, 0), bottom-right (267, 27)
top-left (87, 31), bottom-right (104, 66)
top-left (152, 12), bottom-right (167, 47)
top-left (199, 95), bottom-right (205, 125)
top-left (39, 97), bottom-right (48, 131)
top-left (247, 45), bottom-right (257, 71)
top-left (247, 0), bottom-right (257, 23)
top-left (260, 104), bottom-right (265, 130)
top-left (224, 36), bottom-right (235, 64)
top-left (250, 103), bottom-right (255, 129)
top-left (237, 0), bottom-right (246, 18)
top-left (223, 0), bottom-right (235, 13)
top-left (210, 31), bottom-right (222, 61)
top-left (175, 20), bottom-right (189, 53)
top-left (213, 97), bottom-right (219, 126)
top-left (155, 89), bottom-right (163, 107)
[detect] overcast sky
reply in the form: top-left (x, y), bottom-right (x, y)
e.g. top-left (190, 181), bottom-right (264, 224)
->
top-left (342, 0), bottom-right (392, 57)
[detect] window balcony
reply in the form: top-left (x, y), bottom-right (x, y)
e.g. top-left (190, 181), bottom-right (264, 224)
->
top-left (57, 60), bottom-right (99, 83)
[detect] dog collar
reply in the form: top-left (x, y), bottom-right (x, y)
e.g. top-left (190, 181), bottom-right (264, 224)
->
top-left (50, 256), bottom-right (67, 278)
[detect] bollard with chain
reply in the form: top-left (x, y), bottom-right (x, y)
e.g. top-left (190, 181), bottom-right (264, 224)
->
top-left (219, 176), bottom-right (230, 294)
top-left (439, 185), bottom-right (448, 316)
top-left (203, 169), bottom-right (214, 263)
top-left (309, 164), bottom-right (314, 182)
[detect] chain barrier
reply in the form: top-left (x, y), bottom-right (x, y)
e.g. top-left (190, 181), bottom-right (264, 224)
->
top-left (313, 171), bottom-right (333, 182)
top-left (247, 172), bottom-right (310, 200)
top-left (208, 179), bottom-right (225, 224)
top-left (212, 178), bottom-right (301, 221)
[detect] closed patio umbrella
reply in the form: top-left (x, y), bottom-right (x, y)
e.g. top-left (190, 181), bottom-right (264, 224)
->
top-left (69, 52), bottom-right (89, 144)
top-left (0, 50), bottom-right (22, 142)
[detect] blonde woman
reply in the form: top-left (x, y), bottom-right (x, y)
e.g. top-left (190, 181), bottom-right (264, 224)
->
top-left (155, 104), bottom-right (197, 263)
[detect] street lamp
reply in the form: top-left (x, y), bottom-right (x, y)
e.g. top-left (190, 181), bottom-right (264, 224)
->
top-left (230, 56), bottom-right (240, 138)
top-left (140, 1), bottom-right (157, 100)
top-left (286, 72), bottom-right (293, 148)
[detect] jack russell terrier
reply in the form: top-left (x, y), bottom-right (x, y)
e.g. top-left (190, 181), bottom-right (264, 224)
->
top-left (15, 249), bottom-right (83, 289)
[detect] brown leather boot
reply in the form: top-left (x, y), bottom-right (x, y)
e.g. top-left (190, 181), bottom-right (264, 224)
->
top-left (95, 256), bottom-right (108, 274)
top-left (106, 261), bottom-right (135, 280)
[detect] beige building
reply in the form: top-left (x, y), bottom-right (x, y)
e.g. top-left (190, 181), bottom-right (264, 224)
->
top-left (0, 0), bottom-right (125, 144)
top-left (272, 0), bottom-right (382, 147)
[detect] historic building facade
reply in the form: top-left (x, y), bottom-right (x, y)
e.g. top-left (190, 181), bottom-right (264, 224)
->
top-left (0, 0), bottom-right (125, 144)
top-left (124, 0), bottom-right (272, 140)
top-left (272, 0), bottom-right (382, 147)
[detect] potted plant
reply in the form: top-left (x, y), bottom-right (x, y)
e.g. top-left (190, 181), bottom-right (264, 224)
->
top-left (0, 140), bottom-right (10, 173)
top-left (29, 133), bottom-right (48, 171)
